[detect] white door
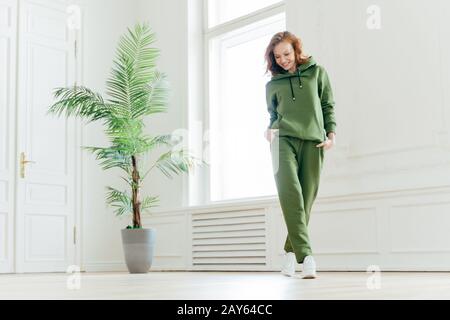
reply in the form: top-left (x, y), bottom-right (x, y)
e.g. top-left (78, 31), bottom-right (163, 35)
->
top-left (0, 0), bottom-right (17, 274)
top-left (15, 0), bottom-right (78, 273)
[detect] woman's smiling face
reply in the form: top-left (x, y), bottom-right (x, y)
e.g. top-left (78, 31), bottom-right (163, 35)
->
top-left (273, 41), bottom-right (296, 73)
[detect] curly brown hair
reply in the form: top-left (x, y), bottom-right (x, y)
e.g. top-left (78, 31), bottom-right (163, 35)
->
top-left (264, 31), bottom-right (310, 76)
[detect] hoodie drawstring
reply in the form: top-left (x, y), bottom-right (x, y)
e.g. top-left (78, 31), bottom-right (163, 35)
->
top-left (288, 70), bottom-right (303, 101)
top-left (297, 69), bottom-right (303, 89)
top-left (289, 78), bottom-right (295, 101)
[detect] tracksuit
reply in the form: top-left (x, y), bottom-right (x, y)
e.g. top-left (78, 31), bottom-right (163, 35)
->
top-left (266, 56), bottom-right (336, 263)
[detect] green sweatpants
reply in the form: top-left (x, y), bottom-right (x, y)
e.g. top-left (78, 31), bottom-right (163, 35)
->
top-left (270, 134), bottom-right (324, 264)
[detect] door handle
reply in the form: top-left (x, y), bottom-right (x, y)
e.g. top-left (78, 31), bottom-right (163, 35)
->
top-left (20, 152), bottom-right (36, 179)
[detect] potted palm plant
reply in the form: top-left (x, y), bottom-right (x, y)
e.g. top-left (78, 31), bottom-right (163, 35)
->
top-left (48, 23), bottom-right (200, 273)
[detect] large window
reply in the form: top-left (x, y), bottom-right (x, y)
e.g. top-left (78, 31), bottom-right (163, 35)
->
top-left (205, 1), bottom-right (286, 202)
top-left (208, 0), bottom-right (283, 28)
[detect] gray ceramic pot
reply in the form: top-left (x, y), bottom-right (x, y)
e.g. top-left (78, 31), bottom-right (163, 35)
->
top-left (121, 228), bottom-right (156, 273)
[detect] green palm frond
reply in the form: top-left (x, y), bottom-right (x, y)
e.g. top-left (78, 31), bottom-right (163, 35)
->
top-left (106, 188), bottom-right (159, 216)
top-left (49, 86), bottom-right (111, 123)
top-left (131, 134), bottom-right (173, 156)
top-left (48, 23), bottom-right (202, 228)
top-left (147, 134), bottom-right (173, 148)
top-left (153, 150), bottom-right (197, 179)
top-left (106, 23), bottom-right (159, 114)
top-left (84, 146), bottom-right (133, 172)
top-left (131, 71), bottom-right (169, 118)
top-left (141, 196), bottom-right (160, 212)
top-left (106, 187), bottom-right (132, 217)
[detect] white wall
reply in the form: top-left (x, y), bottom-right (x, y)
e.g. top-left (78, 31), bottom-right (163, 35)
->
top-left (78, 0), bottom-right (450, 271)
top-left (285, 0), bottom-right (450, 271)
top-left (142, 0), bottom-right (450, 271)
top-left (288, 0), bottom-right (450, 196)
top-left (78, 0), bottom-right (192, 271)
top-left (76, 0), bottom-right (141, 271)
top-left (136, 0), bottom-right (190, 210)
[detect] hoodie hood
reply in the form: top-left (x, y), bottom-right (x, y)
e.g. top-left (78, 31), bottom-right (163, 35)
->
top-left (270, 56), bottom-right (317, 101)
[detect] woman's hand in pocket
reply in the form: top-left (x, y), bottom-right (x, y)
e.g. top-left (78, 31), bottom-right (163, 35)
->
top-left (264, 129), bottom-right (278, 143)
top-left (316, 133), bottom-right (336, 151)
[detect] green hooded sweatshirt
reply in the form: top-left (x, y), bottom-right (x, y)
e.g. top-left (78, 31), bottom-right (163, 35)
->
top-left (266, 56), bottom-right (336, 142)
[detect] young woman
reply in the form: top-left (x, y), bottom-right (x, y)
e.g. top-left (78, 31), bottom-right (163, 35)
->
top-left (264, 31), bottom-right (337, 279)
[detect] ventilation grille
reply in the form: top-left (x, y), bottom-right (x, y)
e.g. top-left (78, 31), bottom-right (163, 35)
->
top-left (192, 209), bottom-right (267, 269)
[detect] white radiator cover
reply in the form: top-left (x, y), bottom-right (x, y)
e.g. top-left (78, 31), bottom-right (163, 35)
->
top-left (191, 209), bottom-right (267, 269)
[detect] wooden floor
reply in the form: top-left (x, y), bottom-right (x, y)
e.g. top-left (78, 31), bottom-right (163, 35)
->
top-left (1, 271), bottom-right (450, 299)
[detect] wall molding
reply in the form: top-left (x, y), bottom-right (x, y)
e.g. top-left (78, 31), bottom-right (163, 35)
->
top-left (137, 185), bottom-right (450, 272)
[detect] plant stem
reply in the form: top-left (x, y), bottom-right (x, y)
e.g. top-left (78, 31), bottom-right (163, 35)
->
top-left (131, 155), bottom-right (142, 228)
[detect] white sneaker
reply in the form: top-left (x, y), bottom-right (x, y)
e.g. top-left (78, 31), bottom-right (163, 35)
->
top-left (301, 255), bottom-right (317, 279)
top-left (281, 252), bottom-right (296, 277)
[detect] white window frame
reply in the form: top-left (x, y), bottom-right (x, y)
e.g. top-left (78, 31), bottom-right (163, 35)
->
top-left (195, 0), bottom-right (286, 205)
